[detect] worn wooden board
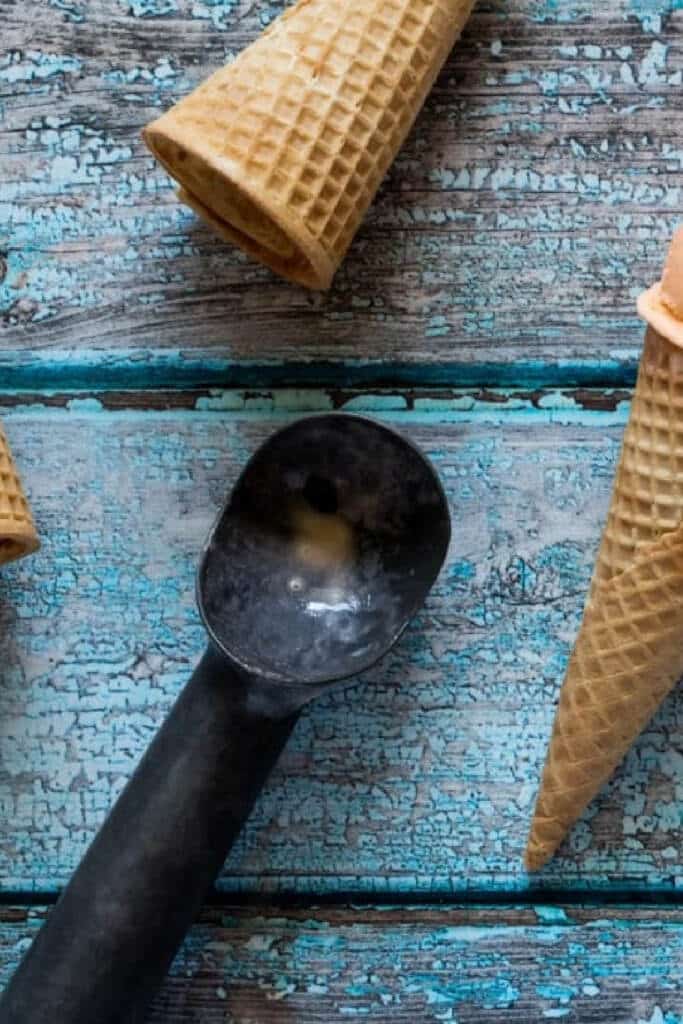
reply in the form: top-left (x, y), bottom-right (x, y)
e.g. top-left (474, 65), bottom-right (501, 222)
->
top-left (1, 904), bottom-right (683, 1021)
top-left (2, 0), bottom-right (683, 385)
top-left (1, 393), bottom-right (682, 895)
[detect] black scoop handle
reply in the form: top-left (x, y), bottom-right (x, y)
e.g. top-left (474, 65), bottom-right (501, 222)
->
top-left (0, 645), bottom-right (300, 1023)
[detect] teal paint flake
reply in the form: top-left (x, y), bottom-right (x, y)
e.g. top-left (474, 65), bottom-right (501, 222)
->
top-left (628, 0), bottom-right (683, 31)
top-left (426, 315), bottom-right (451, 338)
top-left (48, 0), bottom-right (85, 21)
top-left (65, 397), bottom-right (105, 413)
top-left (535, 907), bottom-right (572, 925)
top-left (638, 1008), bottom-right (683, 1024)
top-left (257, 1), bottom-right (287, 27)
top-left (449, 559), bottom-right (476, 583)
top-left (638, 41), bottom-right (670, 84)
top-left (103, 60), bottom-right (179, 88)
top-left (528, 0), bottom-right (577, 22)
top-left (406, 975), bottom-right (520, 1010)
top-left (190, 0), bottom-right (237, 30)
top-left (195, 389), bottom-right (336, 414)
top-left (128, 0), bottom-right (177, 14)
top-left (341, 394), bottom-right (408, 412)
top-left (536, 982), bottom-right (577, 1002)
top-left (0, 51), bottom-right (82, 84)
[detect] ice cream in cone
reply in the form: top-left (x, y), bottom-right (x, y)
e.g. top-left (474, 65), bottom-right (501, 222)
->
top-left (0, 423), bottom-right (39, 566)
top-left (526, 226), bottom-right (683, 871)
top-left (143, 0), bottom-right (476, 289)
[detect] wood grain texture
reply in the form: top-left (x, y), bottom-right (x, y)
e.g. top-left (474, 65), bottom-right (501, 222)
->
top-left (2, 0), bottom-right (683, 382)
top-left (2, 904), bottom-right (683, 1021)
top-left (1, 394), bottom-right (682, 895)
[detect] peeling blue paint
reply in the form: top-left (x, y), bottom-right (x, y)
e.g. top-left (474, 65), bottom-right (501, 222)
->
top-left (1, 906), bottom-right (680, 1018)
top-left (3, 0), bottom-right (681, 401)
top-left (48, 0), bottom-right (85, 22)
top-left (0, 50), bottom-right (82, 84)
top-left (128, 0), bottom-right (177, 15)
top-left (189, 0), bottom-right (237, 30)
top-left (628, 0), bottom-right (683, 32)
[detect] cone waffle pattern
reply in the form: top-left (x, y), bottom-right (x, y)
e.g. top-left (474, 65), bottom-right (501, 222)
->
top-left (0, 424), bottom-right (39, 565)
top-left (527, 327), bottom-right (683, 870)
top-left (144, 0), bottom-right (475, 288)
top-left (595, 327), bottom-right (683, 583)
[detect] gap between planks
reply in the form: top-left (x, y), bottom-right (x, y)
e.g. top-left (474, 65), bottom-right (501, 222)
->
top-left (3, 902), bottom-right (683, 924)
top-left (0, 385), bottom-right (633, 419)
top-left (3, 890), bottom-right (683, 911)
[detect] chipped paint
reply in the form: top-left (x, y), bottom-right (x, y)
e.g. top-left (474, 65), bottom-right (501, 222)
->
top-left (0, 387), bottom-right (634, 425)
top-left (128, 0), bottom-right (178, 16)
top-left (2, 906), bottom-right (683, 1019)
top-left (3, 0), bottom-right (683, 1013)
top-left (0, 50), bottom-right (82, 84)
top-left (3, 0), bottom-right (683, 378)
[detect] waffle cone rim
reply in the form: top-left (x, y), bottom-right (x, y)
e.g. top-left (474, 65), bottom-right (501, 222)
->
top-left (143, 118), bottom-right (336, 289)
top-left (0, 526), bottom-right (40, 566)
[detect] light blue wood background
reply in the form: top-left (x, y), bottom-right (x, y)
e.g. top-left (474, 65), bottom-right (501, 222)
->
top-left (2, 0), bottom-right (683, 1018)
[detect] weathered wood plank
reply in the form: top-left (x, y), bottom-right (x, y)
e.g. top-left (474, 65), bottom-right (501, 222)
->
top-left (2, 0), bottom-right (682, 381)
top-left (1, 393), bottom-right (682, 894)
top-left (2, 904), bottom-right (683, 1021)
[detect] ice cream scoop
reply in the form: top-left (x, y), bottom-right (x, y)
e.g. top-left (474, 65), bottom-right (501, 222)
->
top-left (0, 412), bottom-right (451, 1023)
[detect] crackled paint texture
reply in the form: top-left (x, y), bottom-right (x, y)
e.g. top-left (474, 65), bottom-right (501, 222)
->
top-left (1, 0), bottom-right (683, 380)
top-left (0, 397), bottom-right (681, 897)
top-left (4, 0), bottom-right (683, 1018)
top-left (2, 906), bottom-right (683, 1021)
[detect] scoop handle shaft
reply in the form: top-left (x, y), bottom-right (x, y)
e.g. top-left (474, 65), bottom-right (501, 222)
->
top-left (0, 645), bottom-right (299, 1023)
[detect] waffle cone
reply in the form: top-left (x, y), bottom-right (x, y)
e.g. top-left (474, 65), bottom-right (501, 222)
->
top-left (0, 423), bottom-right (39, 566)
top-left (526, 326), bottom-right (683, 870)
top-left (143, 0), bottom-right (476, 289)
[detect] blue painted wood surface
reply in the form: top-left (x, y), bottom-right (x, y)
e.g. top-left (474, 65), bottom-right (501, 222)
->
top-left (2, 904), bottom-right (683, 1022)
top-left (3, 393), bottom-right (682, 897)
top-left (2, 0), bottom-right (683, 386)
top-left (4, 0), bottom-right (683, 1016)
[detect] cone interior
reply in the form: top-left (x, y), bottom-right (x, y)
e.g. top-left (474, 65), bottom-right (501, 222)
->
top-left (144, 132), bottom-right (318, 287)
top-left (0, 536), bottom-right (34, 564)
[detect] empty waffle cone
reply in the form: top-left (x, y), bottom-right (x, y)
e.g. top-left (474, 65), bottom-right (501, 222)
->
top-left (143, 0), bottom-right (476, 289)
top-left (526, 227), bottom-right (683, 871)
top-left (0, 423), bottom-right (39, 565)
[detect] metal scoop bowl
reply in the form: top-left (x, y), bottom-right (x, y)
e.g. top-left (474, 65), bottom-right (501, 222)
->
top-left (0, 413), bottom-right (451, 1023)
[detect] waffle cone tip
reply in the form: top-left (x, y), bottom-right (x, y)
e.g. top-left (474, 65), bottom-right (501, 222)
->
top-left (525, 807), bottom-right (569, 871)
top-left (524, 842), bottom-right (550, 873)
top-left (0, 426), bottom-right (39, 566)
